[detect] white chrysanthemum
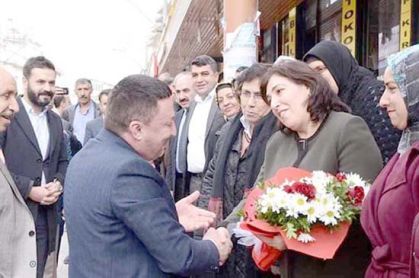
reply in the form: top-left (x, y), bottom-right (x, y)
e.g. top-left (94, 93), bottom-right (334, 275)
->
top-left (345, 173), bottom-right (366, 187)
top-left (258, 187), bottom-right (286, 213)
top-left (288, 193), bottom-right (308, 215)
top-left (316, 193), bottom-right (334, 208)
top-left (320, 208), bottom-right (340, 226)
top-left (304, 202), bottom-right (320, 223)
top-left (258, 197), bottom-right (270, 214)
top-left (306, 171), bottom-right (332, 194)
top-left (317, 193), bottom-right (342, 226)
top-left (271, 190), bottom-right (289, 213)
top-left (297, 233), bottom-right (316, 243)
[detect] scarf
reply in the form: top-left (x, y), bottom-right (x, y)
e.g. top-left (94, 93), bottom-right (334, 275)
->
top-left (387, 44), bottom-right (419, 154)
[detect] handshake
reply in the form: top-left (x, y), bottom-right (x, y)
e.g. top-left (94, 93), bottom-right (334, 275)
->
top-left (203, 227), bottom-right (233, 266)
top-left (175, 191), bottom-right (233, 266)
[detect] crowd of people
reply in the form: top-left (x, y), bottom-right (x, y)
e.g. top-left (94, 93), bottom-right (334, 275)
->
top-left (0, 40), bottom-right (417, 278)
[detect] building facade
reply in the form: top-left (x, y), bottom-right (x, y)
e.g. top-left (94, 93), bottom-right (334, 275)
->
top-left (260, 0), bottom-right (419, 74)
top-left (150, 0), bottom-right (419, 76)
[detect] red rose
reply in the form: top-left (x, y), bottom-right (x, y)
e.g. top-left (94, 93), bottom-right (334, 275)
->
top-left (292, 181), bottom-right (316, 200)
top-left (336, 172), bottom-right (346, 182)
top-left (347, 186), bottom-right (365, 206)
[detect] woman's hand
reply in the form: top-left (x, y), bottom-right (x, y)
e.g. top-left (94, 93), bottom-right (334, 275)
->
top-left (256, 234), bottom-right (287, 251)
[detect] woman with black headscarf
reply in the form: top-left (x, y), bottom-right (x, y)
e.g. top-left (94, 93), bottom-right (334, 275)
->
top-left (303, 40), bottom-right (401, 163)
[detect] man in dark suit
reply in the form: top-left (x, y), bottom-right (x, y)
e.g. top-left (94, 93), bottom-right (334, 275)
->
top-left (64, 74), bottom-right (232, 277)
top-left (83, 88), bottom-right (110, 144)
top-left (180, 55), bottom-right (225, 206)
top-left (62, 78), bottom-right (101, 145)
top-left (0, 57), bottom-right (68, 278)
top-left (165, 71), bottom-right (196, 201)
top-left (0, 66), bottom-right (37, 278)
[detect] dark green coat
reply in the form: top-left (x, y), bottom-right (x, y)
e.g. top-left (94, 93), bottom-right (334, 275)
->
top-left (225, 111), bottom-right (383, 277)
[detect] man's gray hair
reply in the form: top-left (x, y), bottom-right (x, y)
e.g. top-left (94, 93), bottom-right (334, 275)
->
top-left (75, 78), bottom-right (92, 87)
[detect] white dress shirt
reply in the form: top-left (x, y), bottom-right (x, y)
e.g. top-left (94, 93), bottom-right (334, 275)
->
top-left (22, 98), bottom-right (50, 185)
top-left (176, 109), bottom-right (188, 173)
top-left (187, 90), bottom-right (215, 173)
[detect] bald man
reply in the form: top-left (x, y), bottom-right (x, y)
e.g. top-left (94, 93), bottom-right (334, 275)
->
top-left (0, 67), bottom-right (37, 277)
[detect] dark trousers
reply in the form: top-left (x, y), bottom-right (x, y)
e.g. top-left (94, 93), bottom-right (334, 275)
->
top-left (173, 172), bottom-right (186, 202)
top-left (36, 207), bottom-right (49, 278)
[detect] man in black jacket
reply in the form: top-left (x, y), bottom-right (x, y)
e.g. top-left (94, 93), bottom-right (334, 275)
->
top-left (0, 56), bottom-right (68, 278)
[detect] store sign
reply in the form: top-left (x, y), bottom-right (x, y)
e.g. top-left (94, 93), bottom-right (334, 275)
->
top-left (341, 0), bottom-right (356, 57)
top-left (400, 0), bottom-right (411, 49)
top-left (288, 7), bottom-right (296, 58)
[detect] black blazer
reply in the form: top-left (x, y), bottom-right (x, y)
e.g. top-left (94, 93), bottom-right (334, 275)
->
top-left (0, 97), bottom-right (68, 252)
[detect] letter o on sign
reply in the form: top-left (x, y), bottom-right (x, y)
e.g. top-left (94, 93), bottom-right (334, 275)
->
top-left (344, 36), bottom-right (353, 44)
top-left (345, 10), bottom-right (354, 19)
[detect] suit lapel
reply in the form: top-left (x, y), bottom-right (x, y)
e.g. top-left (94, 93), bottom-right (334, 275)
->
top-left (15, 99), bottom-right (42, 156)
top-left (205, 101), bottom-right (218, 139)
top-left (46, 110), bottom-right (57, 159)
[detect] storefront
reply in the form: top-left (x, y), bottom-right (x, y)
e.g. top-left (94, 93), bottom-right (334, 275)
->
top-left (259, 0), bottom-right (418, 73)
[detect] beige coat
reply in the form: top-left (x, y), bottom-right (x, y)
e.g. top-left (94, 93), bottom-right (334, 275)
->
top-left (0, 160), bottom-right (37, 278)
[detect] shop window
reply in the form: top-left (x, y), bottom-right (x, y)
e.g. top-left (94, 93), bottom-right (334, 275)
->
top-left (282, 17), bottom-right (290, 55)
top-left (260, 25), bottom-right (277, 63)
top-left (319, 0), bottom-right (342, 41)
top-left (378, 0), bottom-right (401, 74)
top-left (320, 0), bottom-right (340, 9)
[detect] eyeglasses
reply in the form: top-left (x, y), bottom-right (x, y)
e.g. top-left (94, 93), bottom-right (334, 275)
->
top-left (239, 90), bottom-right (263, 101)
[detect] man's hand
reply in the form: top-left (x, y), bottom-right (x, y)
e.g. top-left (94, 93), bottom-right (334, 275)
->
top-left (29, 180), bottom-right (63, 205)
top-left (256, 235), bottom-right (287, 251)
top-left (203, 227), bottom-right (233, 266)
top-left (176, 191), bottom-right (216, 232)
top-left (28, 186), bottom-right (50, 203)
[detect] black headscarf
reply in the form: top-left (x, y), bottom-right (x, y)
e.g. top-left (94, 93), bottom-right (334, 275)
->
top-left (303, 40), bottom-right (401, 162)
top-left (303, 40), bottom-right (372, 104)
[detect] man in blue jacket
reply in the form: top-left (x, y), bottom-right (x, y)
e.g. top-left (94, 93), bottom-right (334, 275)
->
top-left (64, 74), bottom-right (232, 277)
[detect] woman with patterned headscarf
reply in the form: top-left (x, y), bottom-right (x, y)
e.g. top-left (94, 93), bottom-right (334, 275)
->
top-left (361, 44), bottom-right (419, 277)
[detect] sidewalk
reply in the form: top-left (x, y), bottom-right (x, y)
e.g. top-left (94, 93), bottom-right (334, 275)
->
top-left (56, 226), bottom-right (69, 278)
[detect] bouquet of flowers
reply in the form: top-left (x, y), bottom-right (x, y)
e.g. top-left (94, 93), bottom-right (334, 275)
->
top-left (240, 167), bottom-right (370, 271)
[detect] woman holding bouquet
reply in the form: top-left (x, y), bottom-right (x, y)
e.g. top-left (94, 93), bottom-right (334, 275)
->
top-left (226, 60), bottom-right (383, 277)
top-left (361, 44), bottom-right (419, 277)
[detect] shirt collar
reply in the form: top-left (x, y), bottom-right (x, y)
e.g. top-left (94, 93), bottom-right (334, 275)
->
top-left (240, 115), bottom-right (253, 140)
top-left (76, 101), bottom-right (94, 115)
top-left (22, 97), bottom-right (47, 117)
top-left (194, 89), bottom-right (215, 103)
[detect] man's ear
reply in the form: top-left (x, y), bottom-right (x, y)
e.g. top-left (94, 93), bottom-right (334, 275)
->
top-left (128, 120), bottom-right (143, 141)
